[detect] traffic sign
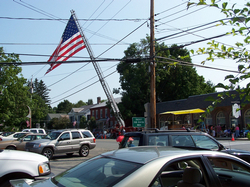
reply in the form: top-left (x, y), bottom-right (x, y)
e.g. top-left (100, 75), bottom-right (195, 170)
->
top-left (132, 117), bottom-right (145, 128)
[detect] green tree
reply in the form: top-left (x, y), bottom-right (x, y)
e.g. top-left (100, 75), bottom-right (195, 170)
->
top-left (73, 100), bottom-right (87, 108)
top-left (116, 37), bottom-right (215, 119)
top-left (188, 0), bottom-right (250, 110)
top-left (79, 116), bottom-right (87, 129)
top-left (88, 116), bottom-right (97, 131)
top-left (26, 78), bottom-right (50, 126)
top-left (56, 100), bottom-right (73, 113)
top-left (0, 47), bottom-right (31, 127)
top-left (49, 117), bottom-right (70, 129)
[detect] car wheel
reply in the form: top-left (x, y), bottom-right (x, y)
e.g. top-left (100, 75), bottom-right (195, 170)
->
top-left (79, 145), bottom-right (89, 157)
top-left (66, 153), bottom-right (74, 156)
top-left (42, 148), bottom-right (53, 159)
top-left (5, 146), bottom-right (16, 150)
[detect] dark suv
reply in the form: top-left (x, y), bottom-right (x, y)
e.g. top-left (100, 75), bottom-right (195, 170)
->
top-left (119, 129), bottom-right (250, 163)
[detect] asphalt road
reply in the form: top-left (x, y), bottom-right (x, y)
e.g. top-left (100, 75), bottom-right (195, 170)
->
top-left (50, 139), bottom-right (118, 176)
top-left (50, 138), bottom-right (250, 176)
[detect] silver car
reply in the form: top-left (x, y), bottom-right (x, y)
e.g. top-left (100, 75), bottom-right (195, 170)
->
top-left (10, 146), bottom-right (250, 187)
top-left (25, 129), bottom-right (96, 159)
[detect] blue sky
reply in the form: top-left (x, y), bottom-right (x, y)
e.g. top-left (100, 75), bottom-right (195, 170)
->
top-left (1, 0), bottom-right (248, 107)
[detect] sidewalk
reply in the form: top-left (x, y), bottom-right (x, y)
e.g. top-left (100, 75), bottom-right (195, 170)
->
top-left (215, 136), bottom-right (249, 141)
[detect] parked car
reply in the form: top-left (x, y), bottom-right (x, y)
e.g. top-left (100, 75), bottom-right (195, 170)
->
top-left (0, 132), bottom-right (30, 142)
top-left (119, 129), bottom-right (250, 163)
top-left (22, 128), bottom-right (46, 134)
top-left (0, 149), bottom-right (51, 187)
top-left (0, 133), bottom-right (47, 151)
top-left (25, 129), bottom-right (96, 159)
top-left (10, 146), bottom-right (250, 187)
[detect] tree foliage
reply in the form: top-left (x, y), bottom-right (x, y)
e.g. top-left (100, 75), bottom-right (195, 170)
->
top-left (116, 37), bottom-right (216, 119)
top-left (0, 47), bottom-right (31, 127)
top-left (56, 100), bottom-right (73, 113)
top-left (188, 0), bottom-right (250, 110)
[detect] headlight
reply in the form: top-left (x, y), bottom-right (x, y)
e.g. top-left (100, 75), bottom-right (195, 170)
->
top-left (38, 162), bottom-right (50, 175)
top-left (33, 144), bottom-right (41, 148)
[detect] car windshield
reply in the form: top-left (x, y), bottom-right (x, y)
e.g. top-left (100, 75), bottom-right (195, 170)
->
top-left (52, 156), bottom-right (142, 187)
top-left (46, 132), bottom-right (62, 140)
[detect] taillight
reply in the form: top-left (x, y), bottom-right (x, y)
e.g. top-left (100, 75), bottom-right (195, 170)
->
top-left (0, 138), bottom-right (2, 141)
top-left (93, 138), bottom-right (96, 143)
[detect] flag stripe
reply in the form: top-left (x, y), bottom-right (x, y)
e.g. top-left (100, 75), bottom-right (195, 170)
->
top-left (46, 15), bottom-right (85, 74)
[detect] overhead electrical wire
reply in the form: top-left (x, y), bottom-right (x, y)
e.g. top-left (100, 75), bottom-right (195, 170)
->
top-left (51, 63), bottom-right (118, 99)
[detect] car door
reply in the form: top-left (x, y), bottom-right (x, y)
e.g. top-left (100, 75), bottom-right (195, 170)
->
top-left (204, 155), bottom-right (250, 187)
top-left (71, 131), bottom-right (82, 151)
top-left (16, 135), bottom-right (35, 150)
top-left (55, 132), bottom-right (72, 153)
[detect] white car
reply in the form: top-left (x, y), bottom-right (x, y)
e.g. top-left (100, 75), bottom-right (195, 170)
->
top-left (0, 149), bottom-right (51, 186)
top-left (0, 132), bottom-right (29, 141)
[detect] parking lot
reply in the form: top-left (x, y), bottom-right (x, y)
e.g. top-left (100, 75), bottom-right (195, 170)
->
top-left (50, 139), bottom-right (118, 175)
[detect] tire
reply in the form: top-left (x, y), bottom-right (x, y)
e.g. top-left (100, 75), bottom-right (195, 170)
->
top-left (79, 145), bottom-right (89, 157)
top-left (5, 146), bottom-right (16, 150)
top-left (66, 153), bottom-right (74, 156)
top-left (42, 148), bottom-right (53, 159)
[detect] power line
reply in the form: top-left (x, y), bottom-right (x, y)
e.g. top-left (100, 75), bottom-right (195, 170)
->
top-left (51, 63), bottom-right (118, 99)
top-left (0, 16), bottom-right (147, 22)
top-left (155, 56), bottom-right (247, 74)
top-left (50, 69), bottom-right (117, 105)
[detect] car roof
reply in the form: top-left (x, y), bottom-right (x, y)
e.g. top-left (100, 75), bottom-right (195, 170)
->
top-left (124, 130), bottom-right (207, 135)
top-left (101, 146), bottom-right (236, 165)
top-left (51, 129), bottom-right (89, 133)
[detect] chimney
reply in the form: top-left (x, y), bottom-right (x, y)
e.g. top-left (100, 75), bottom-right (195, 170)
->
top-left (97, 97), bottom-right (101, 104)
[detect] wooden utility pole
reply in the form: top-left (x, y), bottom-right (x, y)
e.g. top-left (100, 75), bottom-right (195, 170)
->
top-left (150, 0), bottom-right (156, 128)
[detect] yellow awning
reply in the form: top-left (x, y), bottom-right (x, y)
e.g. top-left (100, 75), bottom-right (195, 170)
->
top-left (160, 108), bottom-right (205, 115)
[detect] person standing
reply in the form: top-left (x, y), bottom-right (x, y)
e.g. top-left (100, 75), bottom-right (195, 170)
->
top-left (235, 125), bottom-right (240, 138)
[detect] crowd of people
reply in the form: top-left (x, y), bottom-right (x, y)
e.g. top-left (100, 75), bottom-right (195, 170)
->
top-left (207, 124), bottom-right (242, 138)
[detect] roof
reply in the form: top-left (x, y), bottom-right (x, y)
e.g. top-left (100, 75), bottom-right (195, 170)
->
top-left (90, 97), bottom-right (122, 109)
top-left (156, 90), bottom-right (241, 114)
top-left (101, 146), bottom-right (233, 164)
top-left (69, 104), bottom-right (96, 114)
top-left (47, 113), bottom-right (68, 119)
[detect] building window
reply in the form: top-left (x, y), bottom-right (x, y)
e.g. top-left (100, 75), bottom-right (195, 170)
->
top-left (216, 111), bottom-right (225, 126)
top-left (100, 109), bottom-right (103, 119)
top-left (96, 110), bottom-right (98, 119)
top-left (244, 109), bottom-right (250, 128)
top-left (105, 108), bottom-right (108, 118)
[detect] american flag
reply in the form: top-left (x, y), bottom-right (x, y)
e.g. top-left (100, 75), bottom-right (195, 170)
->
top-left (45, 15), bottom-right (85, 74)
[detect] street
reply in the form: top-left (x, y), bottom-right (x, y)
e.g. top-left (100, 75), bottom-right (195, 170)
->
top-left (50, 138), bottom-right (250, 176)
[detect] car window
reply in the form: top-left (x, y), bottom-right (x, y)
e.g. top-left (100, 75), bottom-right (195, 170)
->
top-left (46, 132), bottom-right (62, 140)
top-left (207, 157), bottom-right (250, 187)
top-left (23, 135), bottom-right (34, 141)
top-left (72, 132), bottom-right (81, 139)
top-left (192, 135), bottom-right (219, 150)
top-left (152, 157), bottom-right (207, 187)
top-left (148, 135), bottom-right (169, 146)
top-left (38, 130), bottom-right (44, 133)
top-left (171, 135), bottom-right (195, 147)
top-left (59, 132), bottom-right (70, 141)
top-left (81, 131), bottom-right (93, 138)
top-left (52, 156), bottom-right (142, 187)
top-left (31, 130), bottom-right (37, 133)
top-left (123, 136), bottom-right (140, 148)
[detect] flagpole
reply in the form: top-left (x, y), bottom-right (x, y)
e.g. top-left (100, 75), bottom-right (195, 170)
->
top-left (71, 10), bottom-right (125, 128)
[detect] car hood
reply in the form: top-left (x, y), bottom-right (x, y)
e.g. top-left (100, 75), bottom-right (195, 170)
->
top-left (222, 148), bottom-right (250, 155)
top-left (0, 149), bottom-right (48, 162)
top-left (10, 178), bottom-right (56, 187)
